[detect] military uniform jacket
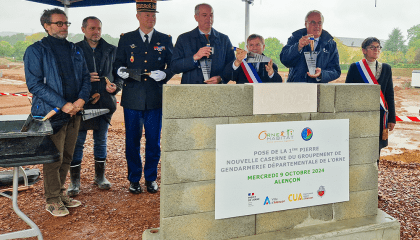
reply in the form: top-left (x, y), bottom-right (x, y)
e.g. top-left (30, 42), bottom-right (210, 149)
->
top-left (114, 29), bottom-right (173, 111)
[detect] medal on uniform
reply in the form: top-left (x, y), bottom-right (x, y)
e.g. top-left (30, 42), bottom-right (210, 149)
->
top-left (130, 44), bottom-right (137, 49)
top-left (130, 52), bottom-right (134, 63)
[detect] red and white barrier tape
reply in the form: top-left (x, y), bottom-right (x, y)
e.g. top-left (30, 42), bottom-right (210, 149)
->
top-left (0, 92), bottom-right (29, 97)
top-left (396, 116), bottom-right (420, 122)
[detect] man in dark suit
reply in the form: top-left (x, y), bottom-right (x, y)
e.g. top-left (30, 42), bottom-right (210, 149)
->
top-left (224, 34), bottom-right (282, 83)
top-left (114, 0), bottom-right (173, 194)
top-left (171, 3), bottom-right (235, 84)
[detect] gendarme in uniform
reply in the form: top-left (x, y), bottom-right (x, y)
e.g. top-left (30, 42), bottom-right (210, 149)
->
top-left (114, 0), bottom-right (173, 194)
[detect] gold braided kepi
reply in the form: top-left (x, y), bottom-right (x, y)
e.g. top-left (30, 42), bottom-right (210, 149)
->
top-left (136, 0), bottom-right (158, 13)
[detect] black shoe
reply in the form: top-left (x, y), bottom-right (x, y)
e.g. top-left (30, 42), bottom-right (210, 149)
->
top-left (146, 181), bottom-right (159, 193)
top-left (129, 182), bottom-right (142, 194)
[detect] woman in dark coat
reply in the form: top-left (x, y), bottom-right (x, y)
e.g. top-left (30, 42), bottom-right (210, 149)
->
top-left (345, 37), bottom-right (396, 163)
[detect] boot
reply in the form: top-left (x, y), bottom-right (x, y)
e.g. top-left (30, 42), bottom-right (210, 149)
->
top-left (67, 165), bottom-right (81, 196)
top-left (94, 158), bottom-right (112, 190)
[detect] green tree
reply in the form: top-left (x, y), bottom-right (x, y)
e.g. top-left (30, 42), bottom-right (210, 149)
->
top-left (26, 32), bottom-right (47, 43)
top-left (0, 33), bottom-right (26, 46)
top-left (0, 41), bottom-right (14, 57)
top-left (384, 28), bottom-right (406, 52)
top-left (407, 24), bottom-right (420, 49)
top-left (263, 37), bottom-right (284, 68)
top-left (13, 41), bottom-right (32, 60)
top-left (350, 48), bottom-right (364, 63)
top-left (334, 38), bottom-right (351, 64)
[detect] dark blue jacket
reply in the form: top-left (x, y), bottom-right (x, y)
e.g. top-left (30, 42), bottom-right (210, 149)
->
top-left (114, 29), bottom-right (173, 111)
top-left (280, 28), bottom-right (341, 83)
top-left (171, 27), bottom-right (235, 84)
top-left (24, 37), bottom-right (91, 123)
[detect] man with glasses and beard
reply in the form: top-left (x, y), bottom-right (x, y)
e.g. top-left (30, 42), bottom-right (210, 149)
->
top-left (24, 8), bottom-right (91, 217)
top-left (67, 16), bottom-right (123, 197)
top-left (280, 10), bottom-right (340, 83)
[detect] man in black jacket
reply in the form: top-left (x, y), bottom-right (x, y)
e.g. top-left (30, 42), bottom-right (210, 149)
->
top-left (67, 16), bottom-right (123, 197)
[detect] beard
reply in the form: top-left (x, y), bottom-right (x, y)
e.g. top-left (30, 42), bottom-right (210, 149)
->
top-left (52, 31), bottom-right (68, 39)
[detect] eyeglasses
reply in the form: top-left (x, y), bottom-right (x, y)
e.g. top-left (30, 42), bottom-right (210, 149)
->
top-left (307, 21), bottom-right (322, 26)
top-left (48, 21), bottom-right (71, 27)
top-left (367, 46), bottom-right (382, 50)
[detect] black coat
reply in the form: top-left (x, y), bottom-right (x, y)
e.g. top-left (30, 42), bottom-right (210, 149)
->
top-left (114, 29), bottom-right (174, 111)
top-left (345, 61), bottom-right (396, 149)
top-left (223, 58), bottom-right (283, 83)
top-left (76, 38), bottom-right (123, 129)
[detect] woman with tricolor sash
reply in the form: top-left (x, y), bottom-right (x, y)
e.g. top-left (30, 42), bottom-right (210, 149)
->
top-left (345, 37), bottom-right (396, 163)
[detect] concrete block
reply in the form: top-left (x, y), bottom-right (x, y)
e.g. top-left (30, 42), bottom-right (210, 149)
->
top-left (160, 211), bottom-right (255, 240)
top-left (162, 149), bottom-right (215, 185)
top-left (162, 118), bottom-right (228, 151)
top-left (162, 84), bottom-right (253, 119)
top-left (333, 189), bottom-right (377, 221)
top-left (252, 83), bottom-right (317, 114)
top-left (349, 163), bottom-right (378, 192)
top-left (310, 112), bottom-right (380, 138)
top-left (161, 180), bottom-right (214, 218)
top-left (256, 208), bottom-right (308, 234)
top-left (349, 137), bottom-right (379, 165)
top-left (335, 84), bottom-right (380, 112)
top-left (309, 204), bottom-right (333, 221)
top-left (317, 84), bottom-right (335, 113)
top-left (229, 113), bottom-right (310, 124)
top-left (235, 209), bottom-right (399, 240)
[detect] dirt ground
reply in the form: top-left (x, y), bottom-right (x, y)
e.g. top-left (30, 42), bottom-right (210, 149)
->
top-left (1, 62), bottom-right (420, 239)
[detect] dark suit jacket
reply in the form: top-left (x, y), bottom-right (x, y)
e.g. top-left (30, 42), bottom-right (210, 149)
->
top-left (223, 58), bottom-right (283, 83)
top-left (171, 27), bottom-right (235, 84)
top-left (114, 29), bottom-right (173, 111)
top-left (345, 61), bottom-right (395, 149)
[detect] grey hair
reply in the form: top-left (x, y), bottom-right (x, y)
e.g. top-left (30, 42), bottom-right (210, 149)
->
top-left (305, 10), bottom-right (324, 23)
top-left (194, 3), bottom-right (213, 15)
top-left (82, 16), bottom-right (102, 28)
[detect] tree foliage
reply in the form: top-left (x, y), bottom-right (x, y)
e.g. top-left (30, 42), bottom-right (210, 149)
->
top-left (0, 33), bottom-right (26, 46)
top-left (407, 24), bottom-right (420, 49)
top-left (13, 41), bottom-right (32, 60)
top-left (26, 32), bottom-right (47, 43)
top-left (384, 28), bottom-right (406, 52)
top-left (0, 41), bottom-right (14, 57)
top-left (334, 38), bottom-right (351, 64)
top-left (263, 37), bottom-right (283, 68)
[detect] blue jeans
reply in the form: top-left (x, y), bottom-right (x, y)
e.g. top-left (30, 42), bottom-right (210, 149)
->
top-left (124, 107), bottom-right (162, 183)
top-left (71, 118), bottom-right (109, 166)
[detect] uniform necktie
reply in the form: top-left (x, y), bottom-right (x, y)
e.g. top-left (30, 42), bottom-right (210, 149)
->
top-left (144, 34), bottom-right (149, 47)
top-left (205, 34), bottom-right (210, 44)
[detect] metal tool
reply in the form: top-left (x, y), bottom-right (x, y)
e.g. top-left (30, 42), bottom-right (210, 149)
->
top-left (120, 68), bottom-right (150, 82)
top-left (81, 109), bottom-right (110, 121)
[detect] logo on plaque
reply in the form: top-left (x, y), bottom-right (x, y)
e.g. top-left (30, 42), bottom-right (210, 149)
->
top-left (317, 186), bottom-right (325, 197)
top-left (301, 127), bottom-right (313, 141)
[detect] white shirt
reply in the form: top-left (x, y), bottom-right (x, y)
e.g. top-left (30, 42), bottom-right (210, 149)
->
top-left (139, 29), bottom-right (154, 43)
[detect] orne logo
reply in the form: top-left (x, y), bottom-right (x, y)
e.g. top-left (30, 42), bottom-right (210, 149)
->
top-left (258, 130), bottom-right (294, 141)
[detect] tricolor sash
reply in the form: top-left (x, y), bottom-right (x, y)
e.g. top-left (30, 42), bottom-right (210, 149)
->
top-left (240, 59), bottom-right (262, 83)
top-left (355, 59), bottom-right (389, 139)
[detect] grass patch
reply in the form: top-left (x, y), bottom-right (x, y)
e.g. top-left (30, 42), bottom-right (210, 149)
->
top-left (392, 68), bottom-right (418, 78)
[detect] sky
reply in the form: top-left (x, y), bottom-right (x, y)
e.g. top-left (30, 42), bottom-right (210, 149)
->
top-left (1, 0), bottom-right (420, 47)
